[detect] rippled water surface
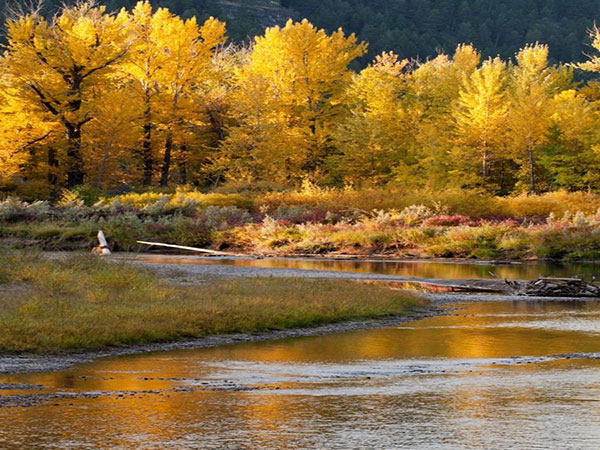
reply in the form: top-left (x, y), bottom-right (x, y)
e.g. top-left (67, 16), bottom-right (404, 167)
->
top-left (3, 300), bottom-right (600, 449)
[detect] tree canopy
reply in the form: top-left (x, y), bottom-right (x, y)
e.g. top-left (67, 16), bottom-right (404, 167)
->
top-left (3, 1), bottom-right (600, 199)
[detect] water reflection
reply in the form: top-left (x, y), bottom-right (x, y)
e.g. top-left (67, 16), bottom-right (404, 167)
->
top-left (2, 301), bottom-right (600, 448)
top-left (134, 254), bottom-right (600, 281)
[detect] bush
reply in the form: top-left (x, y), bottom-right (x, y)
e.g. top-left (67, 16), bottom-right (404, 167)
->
top-left (269, 205), bottom-right (329, 224)
top-left (497, 191), bottom-right (600, 219)
top-left (423, 215), bottom-right (475, 227)
top-left (198, 206), bottom-right (254, 230)
top-left (0, 197), bottom-right (52, 222)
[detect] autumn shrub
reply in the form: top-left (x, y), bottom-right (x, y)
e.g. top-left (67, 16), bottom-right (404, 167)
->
top-left (0, 197), bottom-right (52, 222)
top-left (268, 205), bottom-right (329, 224)
top-left (423, 215), bottom-right (476, 227)
top-left (397, 205), bottom-right (435, 225)
top-left (103, 191), bottom-right (166, 209)
top-left (423, 224), bottom-right (515, 258)
top-left (198, 206), bottom-right (254, 230)
top-left (497, 191), bottom-right (600, 219)
top-left (534, 225), bottom-right (600, 260)
top-left (172, 191), bottom-right (254, 210)
top-left (101, 214), bottom-right (212, 251)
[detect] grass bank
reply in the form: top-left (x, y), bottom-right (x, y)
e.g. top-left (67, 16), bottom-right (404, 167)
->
top-left (0, 251), bottom-right (425, 353)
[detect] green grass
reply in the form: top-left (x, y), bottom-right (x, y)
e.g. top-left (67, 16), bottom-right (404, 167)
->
top-left (0, 250), bottom-right (425, 353)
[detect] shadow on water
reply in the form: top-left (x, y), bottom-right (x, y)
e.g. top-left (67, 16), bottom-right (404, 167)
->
top-left (3, 300), bottom-right (600, 448)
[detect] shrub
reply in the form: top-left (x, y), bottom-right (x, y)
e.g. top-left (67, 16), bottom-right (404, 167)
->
top-left (423, 215), bottom-right (474, 227)
top-left (269, 205), bottom-right (328, 224)
top-left (497, 191), bottom-right (600, 219)
top-left (198, 206), bottom-right (254, 231)
top-left (0, 197), bottom-right (51, 222)
top-left (398, 205), bottom-right (434, 225)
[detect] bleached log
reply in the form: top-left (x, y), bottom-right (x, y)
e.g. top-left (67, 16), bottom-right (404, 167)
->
top-left (136, 241), bottom-right (241, 256)
top-left (97, 230), bottom-right (111, 256)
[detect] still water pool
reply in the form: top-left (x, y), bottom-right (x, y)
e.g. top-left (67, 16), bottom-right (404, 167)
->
top-left (2, 300), bottom-right (600, 449)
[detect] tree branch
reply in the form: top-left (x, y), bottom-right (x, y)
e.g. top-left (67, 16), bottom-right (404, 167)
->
top-left (29, 84), bottom-right (60, 115)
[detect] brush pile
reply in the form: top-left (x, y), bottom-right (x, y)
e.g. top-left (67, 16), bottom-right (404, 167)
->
top-left (505, 277), bottom-right (600, 298)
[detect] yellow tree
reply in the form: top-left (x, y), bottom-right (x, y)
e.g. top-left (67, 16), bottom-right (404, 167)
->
top-left (453, 57), bottom-right (508, 186)
top-left (121, 1), bottom-right (164, 186)
top-left (0, 73), bottom-right (57, 186)
top-left (224, 19), bottom-right (367, 183)
top-left (2, 1), bottom-right (131, 187)
top-left (332, 52), bottom-right (410, 185)
top-left (577, 25), bottom-right (600, 74)
top-left (219, 69), bottom-right (304, 183)
top-left (404, 44), bottom-right (481, 188)
top-left (506, 44), bottom-right (571, 193)
top-left (154, 11), bottom-right (226, 186)
top-left (122, 2), bottom-right (225, 186)
top-left (84, 81), bottom-right (141, 189)
top-left (542, 89), bottom-right (600, 190)
top-left (190, 44), bottom-right (242, 186)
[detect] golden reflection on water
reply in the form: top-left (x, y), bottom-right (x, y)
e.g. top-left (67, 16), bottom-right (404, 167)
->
top-left (136, 254), bottom-right (600, 280)
top-left (3, 300), bottom-right (600, 448)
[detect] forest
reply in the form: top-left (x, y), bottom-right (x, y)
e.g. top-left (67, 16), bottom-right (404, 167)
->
top-left (2, 0), bottom-right (600, 201)
top-left (5, 0), bottom-right (599, 63)
top-left (281, 0), bottom-right (600, 64)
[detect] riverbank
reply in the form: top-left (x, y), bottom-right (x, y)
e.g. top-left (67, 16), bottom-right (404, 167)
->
top-left (0, 250), bottom-right (426, 358)
top-left (3, 251), bottom-right (598, 374)
top-left (2, 191), bottom-right (600, 261)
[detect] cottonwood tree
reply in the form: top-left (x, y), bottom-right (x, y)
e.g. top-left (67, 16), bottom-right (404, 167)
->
top-left (453, 57), bottom-right (508, 187)
top-left (222, 19), bottom-right (367, 183)
top-left (122, 2), bottom-right (226, 186)
top-left (332, 52), bottom-right (411, 185)
top-left (0, 67), bottom-right (57, 184)
top-left (2, 1), bottom-right (131, 187)
top-left (406, 45), bottom-right (481, 188)
top-left (506, 44), bottom-right (571, 193)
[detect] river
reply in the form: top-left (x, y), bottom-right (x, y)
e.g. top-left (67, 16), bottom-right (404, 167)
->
top-left (2, 259), bottom-right (600, 449)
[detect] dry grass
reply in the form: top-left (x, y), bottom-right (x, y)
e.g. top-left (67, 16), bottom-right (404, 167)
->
top-left (0, 250), bottom-right (425, 353)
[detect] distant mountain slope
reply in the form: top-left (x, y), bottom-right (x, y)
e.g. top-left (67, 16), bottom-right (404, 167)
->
top-left (101, 0), bottom-right (297, 40)
top-left (280, 0), bottom-right (600, 63)
top-left (6, 0), bottom-right (598, 63)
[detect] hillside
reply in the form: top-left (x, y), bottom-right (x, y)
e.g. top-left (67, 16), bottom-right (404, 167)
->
top-left (96, 0), bottom-right (297, 40)
top-left (9, 0), bottom-right (598, 63)
top-left (281, 0), bottom-right (600, 63)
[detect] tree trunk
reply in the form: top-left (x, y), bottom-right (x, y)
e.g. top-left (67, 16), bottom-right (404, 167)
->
top-left (47, 147), bottom-right (58, 187)
top-left (47, 147), bottom-right (60, 200)
top-left (96, 134), bottom-right (114, 189)
top-left (65, 123), bottom-right (85, 188)
top-left (528, 144), bottom-right (535, 194)
top-left (141, 97), bottom-right (153, 186)
top-left (178, 144), bottom-right (188, 185)
top-left (160, 132), bottom-right (173, 187)
top-left (482, 144), bottom-right (490, 180)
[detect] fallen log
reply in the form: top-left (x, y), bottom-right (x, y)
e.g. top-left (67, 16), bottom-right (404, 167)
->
top-left (136, 241), bottom-right (247, 257)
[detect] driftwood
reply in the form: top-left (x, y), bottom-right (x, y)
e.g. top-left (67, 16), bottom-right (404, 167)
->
top-left (505, 277), bottom-right (600, 298)
top-left (92, 230), bottom-right (111, 256)
top-left (136, 241), bottom-right (246, 257)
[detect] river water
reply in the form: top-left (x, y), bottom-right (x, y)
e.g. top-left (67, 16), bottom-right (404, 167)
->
top-left (132, 254), bottom-right (600, 280)
top-left (2, 260), bottom-right (600, 449)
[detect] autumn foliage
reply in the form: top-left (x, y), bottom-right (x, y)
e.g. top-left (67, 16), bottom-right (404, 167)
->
top-left (2, 1), bottom-right (600, 198)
